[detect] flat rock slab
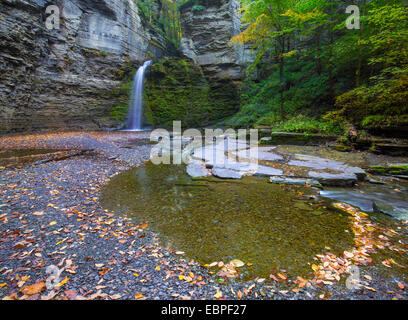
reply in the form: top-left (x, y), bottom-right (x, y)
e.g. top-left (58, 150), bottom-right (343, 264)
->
top-left (372, 144), bottom-right (408, 157)
top-left (260, 132), bottom-right (338, 146)
top-left (187, 136), bottom-right (367, 186)
top-left (269, 176), bottom-right (322, 188)
top-left (186, 161), bottom-right (211, 178)
top-left (254, 165), bottom-right (284, 177)
top-left (231, 149), bottom-right (284, 162)
top-left (211, 167), bottom-right (245, 179)
top-left (308, 171), bottom-right (357, 187)
top-left (288, 154), bottom-right (366, 181)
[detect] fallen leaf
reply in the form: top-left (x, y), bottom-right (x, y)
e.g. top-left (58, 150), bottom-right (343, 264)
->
top-left (214, 289), bottom-right (223, 299)
top-left (57, 276), bottom-right (68, 287)
top-left (21, 282), bottom-right (46, 295)
top-left (230, 259), bottom-right (245, 267)
top-left (134, 293), bottom-right (144, 300)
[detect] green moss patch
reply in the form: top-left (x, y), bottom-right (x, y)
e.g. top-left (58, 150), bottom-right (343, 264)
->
top-left (144, 58), bottom-right (240, 128)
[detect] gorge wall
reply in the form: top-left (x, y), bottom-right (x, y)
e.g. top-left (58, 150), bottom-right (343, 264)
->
top-left (0, 0), bottom-right (251, 134)
top-left (178, 0), bottom-right (252, 119)
top-left (0, 0), bottom-right (166, 134)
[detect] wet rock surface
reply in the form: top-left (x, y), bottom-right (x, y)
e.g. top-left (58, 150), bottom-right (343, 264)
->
top-left (269, 177), bottom-right (322, 188)
top-left (186, 137), bottom-right (367, 187)
top-left (186, 160), bottom-right (211, 178)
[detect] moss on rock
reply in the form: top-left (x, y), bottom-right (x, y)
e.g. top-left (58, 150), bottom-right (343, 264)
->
top-left (367, 164), bottom-right (408, 176)
top-left (143, 58), bottom-right (240, 128)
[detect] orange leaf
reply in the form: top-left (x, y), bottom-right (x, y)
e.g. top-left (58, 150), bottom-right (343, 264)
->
top-left (134, 293), bottom-right (144, 300)
top-left (21, 282), bottom-right (46, 295)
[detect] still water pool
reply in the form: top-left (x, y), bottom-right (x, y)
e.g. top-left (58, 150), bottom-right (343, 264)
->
top-left (100, 162), bottom-right (354, 279)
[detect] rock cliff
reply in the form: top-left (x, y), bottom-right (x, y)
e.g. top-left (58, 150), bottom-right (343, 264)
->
top-left (0, 0), bottom-right (166, 134)
top-left (179, 0), bottom-right (252, 114)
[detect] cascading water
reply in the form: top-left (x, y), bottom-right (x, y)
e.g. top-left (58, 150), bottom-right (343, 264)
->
top-left (125, 60), bottom-right (152, 131)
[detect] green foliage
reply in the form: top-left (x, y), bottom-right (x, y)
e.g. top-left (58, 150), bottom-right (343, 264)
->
top-left (109, 105), bottom-right (128, 121)
top-left (229, 0), bottom-right (408, 134)
top-left (191, 5), bottom-right (205, 12)
top-left (268, 115), bottom-right (343, 134)
top-left (327, 3), bottom-right (408, 129)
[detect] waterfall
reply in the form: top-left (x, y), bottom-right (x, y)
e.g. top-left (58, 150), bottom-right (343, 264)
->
top-left (125, 60), bottom-right (152, 131)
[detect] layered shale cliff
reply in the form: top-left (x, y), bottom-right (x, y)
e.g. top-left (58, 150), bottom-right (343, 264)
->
top-left (178, 0), bottom-right (252, 115)
top-left (0, 0), bottom-right (166, 134)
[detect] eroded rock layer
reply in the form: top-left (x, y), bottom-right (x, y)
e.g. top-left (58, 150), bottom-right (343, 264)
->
top-left (179, 0), bottom-right (252, 117)
top-left (0, 0), bottom-right (166, 134)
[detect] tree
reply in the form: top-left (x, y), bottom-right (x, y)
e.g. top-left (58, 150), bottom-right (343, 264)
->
top-left (232, 0), bottom-right (297, 119)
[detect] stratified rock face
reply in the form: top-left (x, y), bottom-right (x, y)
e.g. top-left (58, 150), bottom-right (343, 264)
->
top-left (180, 0), bottom-right (250, 80)
top-left (179, 0), bottom-right (252, 114)
top-left (0, 0), bottom-right (166, 134)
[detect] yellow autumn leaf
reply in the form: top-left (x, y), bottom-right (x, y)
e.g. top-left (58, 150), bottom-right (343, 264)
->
top-left (49, 221), bottom-right (57, 226)
top-left (230, 259), bottom-right (245, 267)
top-left (214, 289), bottom-right (223, 299)
top-left (134, 293), bottom-right (144, 300)
top-left (155, 266), bottom-right (161, 271)
top-left (57, 276), bottom-right (68, 287)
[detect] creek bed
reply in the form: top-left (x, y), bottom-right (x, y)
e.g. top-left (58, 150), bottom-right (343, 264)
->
top-left (100, 162), bottom-right (355, 280)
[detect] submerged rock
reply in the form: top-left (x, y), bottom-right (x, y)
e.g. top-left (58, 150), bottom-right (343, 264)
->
top-left (373, 201), bottom-right (408, 221)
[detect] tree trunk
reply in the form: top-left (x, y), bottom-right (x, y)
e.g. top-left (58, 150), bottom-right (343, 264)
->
top-left (328, 24), bottom-right (334, 102)
top-left (279, 37), bottom-right (285, 119)
top-left (315, 33), bottom-right (322, 75)
top-left (356, 0), bottom-right (367, 87)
